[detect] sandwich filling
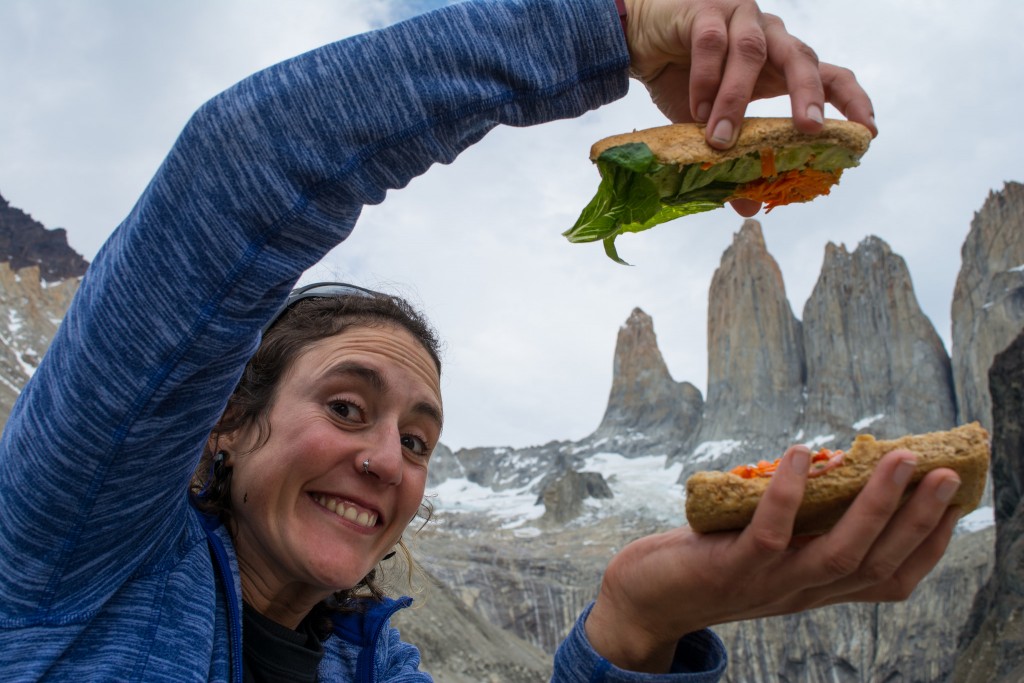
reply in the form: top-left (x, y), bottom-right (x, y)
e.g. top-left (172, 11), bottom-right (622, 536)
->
top-left (565, 141), bottom-right (862, 264)
top-left (730, 447), bottom-right (846, 479)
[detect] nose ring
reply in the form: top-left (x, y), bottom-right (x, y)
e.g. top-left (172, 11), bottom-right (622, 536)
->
top-left (363, 459), bottom-right (370, 474)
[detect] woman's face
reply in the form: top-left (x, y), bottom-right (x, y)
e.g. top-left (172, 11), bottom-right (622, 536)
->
top-left (224, 322), bottom-right (442, 614)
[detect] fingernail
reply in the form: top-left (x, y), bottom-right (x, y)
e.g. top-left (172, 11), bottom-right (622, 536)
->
top-left (936, 478), bottom-right (961, 504)
top-left (791, 448), bottom-right (810, 474)
top-left (806, 103), bottom-right (824, 124)
top-left (696, 101), bottom-right (711, 122)
top-left (711, 119), bottom-right (734, 146)
top-left (892, 456), bottom-right (917, 487)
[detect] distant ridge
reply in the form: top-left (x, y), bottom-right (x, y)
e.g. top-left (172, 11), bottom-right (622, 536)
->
top-left (0, 192), bottom-right (89, 282)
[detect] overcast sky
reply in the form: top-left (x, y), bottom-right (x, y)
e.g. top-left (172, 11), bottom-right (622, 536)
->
top-left (2, 0), bottom-right (1021, 451)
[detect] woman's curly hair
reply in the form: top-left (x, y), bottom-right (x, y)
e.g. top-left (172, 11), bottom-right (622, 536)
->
top-left (190, 289), bottom-right (441, 635)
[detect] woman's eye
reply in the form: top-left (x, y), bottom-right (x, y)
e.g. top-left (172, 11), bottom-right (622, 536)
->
top-left (330, 401), bottom-right (364, 423)
top-left (401, 434), bottom-right (430, 458)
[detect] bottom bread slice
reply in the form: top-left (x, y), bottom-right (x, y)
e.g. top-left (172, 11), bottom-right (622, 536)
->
top-left (684, 422), bottom-right (990, 535)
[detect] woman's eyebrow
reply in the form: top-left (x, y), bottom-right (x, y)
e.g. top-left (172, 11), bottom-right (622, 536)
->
top-left (413, 400), bottom-right (444, 432)
top-left (322, 361), bottom-right (443, 430)
top-left (322, 361), bottom-right (385, 391)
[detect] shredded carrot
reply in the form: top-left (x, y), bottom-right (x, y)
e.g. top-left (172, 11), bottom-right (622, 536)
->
top-left (700, 162), bottom-right (714, 170)
top-left (759, 147), bottom-right (776, 178)
top-left (729, 448), bottom-right (843, 479)
top-left (731, 169), bottom-right (841, 212)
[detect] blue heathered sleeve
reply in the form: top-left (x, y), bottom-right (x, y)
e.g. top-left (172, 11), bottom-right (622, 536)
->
top-left (0, 0), bottom-right (628, 626)
top-left (553, 603), bottom-right (728, 682)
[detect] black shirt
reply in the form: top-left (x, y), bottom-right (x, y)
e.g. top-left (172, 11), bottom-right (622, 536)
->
top-left (242, 602), bottom-right (324, 683)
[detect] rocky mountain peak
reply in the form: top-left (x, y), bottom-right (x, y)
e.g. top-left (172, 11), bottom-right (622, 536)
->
top-left (697, 219), bottom-right (805, 453)
top-left (800, 234), bottom-right (956, 442)
top-left (0, 192), bottom-right (89, 282)
top-left (592, 306), bottom-right (702, 451)
top-left (951, 181), bottom-right (1024, 430)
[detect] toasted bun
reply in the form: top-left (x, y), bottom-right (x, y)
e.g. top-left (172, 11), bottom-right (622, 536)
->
top-left (684, 422), bottom-right (990, 535)
top-left (591, 117), bottom-right (872, 166)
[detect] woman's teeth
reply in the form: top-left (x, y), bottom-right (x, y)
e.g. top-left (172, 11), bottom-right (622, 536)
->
top-left (313, 494), bottom-right (378, 528)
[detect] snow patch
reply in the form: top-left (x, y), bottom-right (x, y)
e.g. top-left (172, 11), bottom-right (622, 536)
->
top-left (957, 506), bottom-right (994, 534)
top-left (581, 452), bottom-right (684, 522)
top-left (429, 451), bottom-right (688, 528)
top-left (429, 476), bottom-right (544, 525)
top-left (804, 434), bottom-right (835, 448)
top-left (852, 414), bottom-right (885, 430)
top-left (691, 440), bottom-right (743, 464)
top-left (1009, 263), bottom-right (1024, 273)
top-left (7, 309), bottom-right (24, 335)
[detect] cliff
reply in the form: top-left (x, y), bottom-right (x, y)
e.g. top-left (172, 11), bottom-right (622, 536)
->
top-left (951, 328), bottom-right (1024, 683)
top-left (591, 307), bottom-right (703, 454)
top-left (696, 220), bottom-right (805, 457)
top-left (0, 192), bottom-right (88, 282)
top-left (800, 236), bottom-right (956, 442)
top-left (0, 262), bottom-right (80, 429)
top-left (675, 221), bottom-right (956, 480)
top-left (951, 181), bottom-right (1024, 430)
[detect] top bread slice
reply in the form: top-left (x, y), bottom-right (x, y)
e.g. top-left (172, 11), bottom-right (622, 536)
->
top-left (684, 422), bottom-right (990, 535)
top-left (591, 117), bottom-right (872, 167)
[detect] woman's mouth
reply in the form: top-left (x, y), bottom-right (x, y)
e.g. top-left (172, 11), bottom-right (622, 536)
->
top-left (311, 494), bottom-right (379, 528)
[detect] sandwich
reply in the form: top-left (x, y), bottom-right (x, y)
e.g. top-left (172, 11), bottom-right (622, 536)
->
top-left (564, 117), bottom-right (872, 263)
top-left (684, 422), bottom-right (990, 535)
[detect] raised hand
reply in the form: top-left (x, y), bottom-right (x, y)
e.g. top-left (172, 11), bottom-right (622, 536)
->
top-left (623, 0), bottom-right (878, 149)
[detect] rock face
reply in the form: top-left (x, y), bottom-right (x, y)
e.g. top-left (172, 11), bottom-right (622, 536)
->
top-left (592, 307), bottom-right (703, 453)
top-left (0, 194), bottom-right (85, 428)
top-left (800, 237), bottom-right (956, 442)
top-left (951, 329), bottom-right (1024, 682)
top-left (387, 565), bottom-right (554, 683)
top-left (537, 470), bottom-right (613, 525)
top-left (697, 220), bottom-right (805, 457)
top-left (0, 192), bottom-right (89, 282)
top-left (0, 263), bottom-right (80, 429)
top-left (951, 181), bottom-right (1024, 430)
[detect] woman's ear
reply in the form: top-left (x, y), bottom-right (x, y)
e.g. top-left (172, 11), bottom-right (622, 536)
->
top-left (208, 431), bottom-right (240, 466)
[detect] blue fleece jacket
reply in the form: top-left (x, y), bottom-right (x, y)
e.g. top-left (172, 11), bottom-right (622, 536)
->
top-left (0, 0), bottom-right (726, 680)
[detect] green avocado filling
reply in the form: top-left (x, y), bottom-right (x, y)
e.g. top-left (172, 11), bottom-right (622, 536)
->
top-left (563, 142), bottom-right (861, 264)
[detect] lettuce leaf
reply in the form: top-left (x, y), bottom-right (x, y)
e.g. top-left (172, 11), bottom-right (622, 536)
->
top-left (564, 142), bottom-right (861, 264)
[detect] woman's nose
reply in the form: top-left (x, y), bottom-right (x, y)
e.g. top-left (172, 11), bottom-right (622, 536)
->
top-left (359, 425), bottom-right (403, 485)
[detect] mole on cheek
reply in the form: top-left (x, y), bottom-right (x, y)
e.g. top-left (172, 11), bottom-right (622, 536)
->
top-left (243, 491), bottom-right (248, 504)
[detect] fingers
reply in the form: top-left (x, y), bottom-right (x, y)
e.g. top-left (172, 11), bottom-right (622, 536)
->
top-left (815, 469), bottom-right (962, 604)
top-left (737, 445), bottom-right (810, 560)
top-left (696, 11), bottom-right (874, 149)
top-left (762, 15), bottom-right (824, 134)
top-left (820, 63), bottom-right (878, 136)
top-left (687, 10), bottom-right (730, 124)
top-left (631, 0), bottom-right (877, 145)
top-left (792, 453), bottom-right (960, 593)
top-left (703, 4), bottom-right (768, 148)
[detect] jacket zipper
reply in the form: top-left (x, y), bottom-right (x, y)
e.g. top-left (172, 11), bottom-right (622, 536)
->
top-left (356, 597), bottom-right (412, 683)
top-left (205, 528), bottom-right (245, 683)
